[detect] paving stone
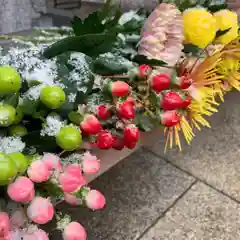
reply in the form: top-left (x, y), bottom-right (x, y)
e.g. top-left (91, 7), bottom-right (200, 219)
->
top-left (54, 148), bottom-right (194, 240)
top-left (144, 91), bottom-right (240, 201)
top-left (141, 182), bottom-right (240, 240)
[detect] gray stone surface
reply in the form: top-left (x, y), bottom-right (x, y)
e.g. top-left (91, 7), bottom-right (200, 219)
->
top-left (144, 91), bottom-right (240, 201)
top-left (53, 149), bottom-right (194, 240)
top-left (141, 182), bottom-right (240, 240)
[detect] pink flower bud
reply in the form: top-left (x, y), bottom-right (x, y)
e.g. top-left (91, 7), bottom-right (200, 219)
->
top-left (27, 160), bottom-right (51, 183)
top-left (59, 164), bottom-right (86, 193)
top-left (63, 222), bottom-right (87, 240)
top-left (42, 153), bottom-right (62, 170)
top-left (0, 212), bottom-right (10, 238)
top-left (85, 190), bottom-right (106, 210)
top-left (27, 197), bottom-right (54, 225)
top-left (7, 177), bottom-right (35, 203)
top-left (82, 152), bottom-right (100, 175)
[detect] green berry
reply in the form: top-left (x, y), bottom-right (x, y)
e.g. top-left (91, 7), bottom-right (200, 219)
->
top-left (8, 152), bottom-right (29, 174)
top-left (9, 125), bottom-right (28, 137)
top-left (0, 66), bottom-right (21, 94)
top-left (12, 107), bottom-right (23, 125)
top-left (56, 125), bottom-right (82, 151)
top-left (0, 153), bottom-right (17, 185)
top-left (40, 86), bottom-right (66, 109)
top-left (0, 104), bottom-right (16, 127)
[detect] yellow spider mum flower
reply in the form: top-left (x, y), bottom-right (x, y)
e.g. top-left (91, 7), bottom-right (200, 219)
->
top-left (183, 8), bottom-right (217, 48)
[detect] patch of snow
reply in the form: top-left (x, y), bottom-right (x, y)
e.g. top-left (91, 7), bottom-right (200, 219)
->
top-left (118, 10), bottom-right (141, 25)
top-left (0, 136), bottom-right (26, 154)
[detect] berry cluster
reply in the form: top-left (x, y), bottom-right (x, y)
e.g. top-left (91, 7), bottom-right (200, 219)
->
top-left (0, 152), bottom-right (105, 240)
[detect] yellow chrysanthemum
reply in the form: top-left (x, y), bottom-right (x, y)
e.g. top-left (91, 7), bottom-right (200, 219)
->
top-left (214, 10), bottom-right (239, 45)
top-left (183, 8), bottom-right (217, 48)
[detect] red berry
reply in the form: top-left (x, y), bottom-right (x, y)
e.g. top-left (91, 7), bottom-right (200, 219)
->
top-left (118, 101), bottom-right (135, 119)
top-left (161, 91), bottom-right (183, 110)
top-left (139, 64), bottom-right (152, 79)
top-left (179, 75), bottom-right (193, 89)
top-left (161, 110), bottom-right (181, 127)
top-left (96, 130), bottom-right (114, 149)
top-left (125, 141), bottom-right (137, 149)
top-left (181, 95), bottom-right (192, 108)
top-left (151, 74), bottom-right (171, 93)
top-left (124, 124), bottom-right (140, 143)
top-left (110, 81), bottom-right (130, 97)
top-left (125, 96), bottom-right (135, 106)
top-left (80, 114), bottom-right (101, 135)
top-left (96, 104), bottom-right (111, 120)
top-left (112, 136), bottom-right (125, 150)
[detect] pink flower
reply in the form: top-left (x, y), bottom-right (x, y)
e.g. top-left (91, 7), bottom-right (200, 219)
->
top-left (0, 212), bottom-right (10, 238)
top-left (82, 152), bottom-right (100, 175)
top-left (63, 222), bottom-right (87, 240)
top-left (139, 3), bottom-right (184, 69)
top-left (7, 177), bottom-right (35, 203)
top-left (42, 153), bottom-right (62, 170)
top-left (27, 160), bottom-right (52, 183)
top-left (27, 197), bottom-right (54, 225)
top-left (59, 164), bottom-right (86, 193)
top-left (85, 190), bottom-right (106, 210)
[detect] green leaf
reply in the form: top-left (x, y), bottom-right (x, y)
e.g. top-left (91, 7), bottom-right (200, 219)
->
top-left (93, 53), bottom-right (134, 75)
top-left (215, 28), bottom-right (231, 38)
top-left (2, 93), bottom-right (19, 107)
top-left (132, 55), bottom-right (167, 66)
top-left (208, 3), bottom-right (227, 13)
top-left (71, 13), bottom-right (105, 36)
top-left (42, 33), bottom-right (117, 59)
top-left (98, 0), bottom-right (112, 21)
top-left (18, 97), bottom-right (39, 115)
top-left (68, 111), bottom-right (84, 125)
top-left (183, 43), bottom-right (201, 56)
top-left (134, 113), bottom-right (155, 132)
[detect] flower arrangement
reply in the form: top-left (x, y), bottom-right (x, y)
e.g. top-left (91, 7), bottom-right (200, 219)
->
top-left (0, 0), bottom-right (239, 239)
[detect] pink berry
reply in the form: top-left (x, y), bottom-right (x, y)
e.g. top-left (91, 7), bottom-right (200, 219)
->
top-left (63, 222), bottom-right (87, 240)
top-left (7, 177), bottom-right (35, 203)
top-left (0, 212), bottom-right (10, 238)
top-left (27, 160), bottom-right (51, 183)
top-left (96, 104), bottom-right (111, 120)
top-left (96, 130), bottom-right (114, 150)
top-left (85, 190), bottom-right (106, 210)
top-left (27, 197), bottom-right (54, 225)
top-left (110, 81), bottom-right (130, 97)
top-left (82, 152), bottom-right (100, 175)
top-left (80, 114), bottom-right (101, 135)
top-left (42, 153), bottom-right (62, 170)
top-left (64, 193), bottom-right (79, 206)
top-left (138, 64), bottom-right (152, 79)
top-left (34, 230), bottom-right (49, 240)
top-left (59, 164), bottom-right (86, 193)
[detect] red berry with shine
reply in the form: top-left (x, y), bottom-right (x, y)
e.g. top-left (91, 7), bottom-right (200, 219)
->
top-left (110, 81), bottom-right (130, 97)
top-left (112, 136), bottom-right (125, 150)
top-left (118, 101), bottom-right (135, 119)
top-left (181, 95), bottom-right (192, 108)
top-left (124, 124), bottom-right (140, 143)
top-left (151, 74), bottom-right (171, 93)
top-left (96, 104), bottom-right (111, 120)
top-left (80, 114), bottom-right (101, 135)
top-left (139, 64), bottom-right (152, 79)
top-left (161, 110), bottom-right (181, 127)
top-left (161, 91), bottom-right (183, 110)
top-left (96, 130), bottom-right (114, 149)
top-left (179, 75), bottom-right (193, 89)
